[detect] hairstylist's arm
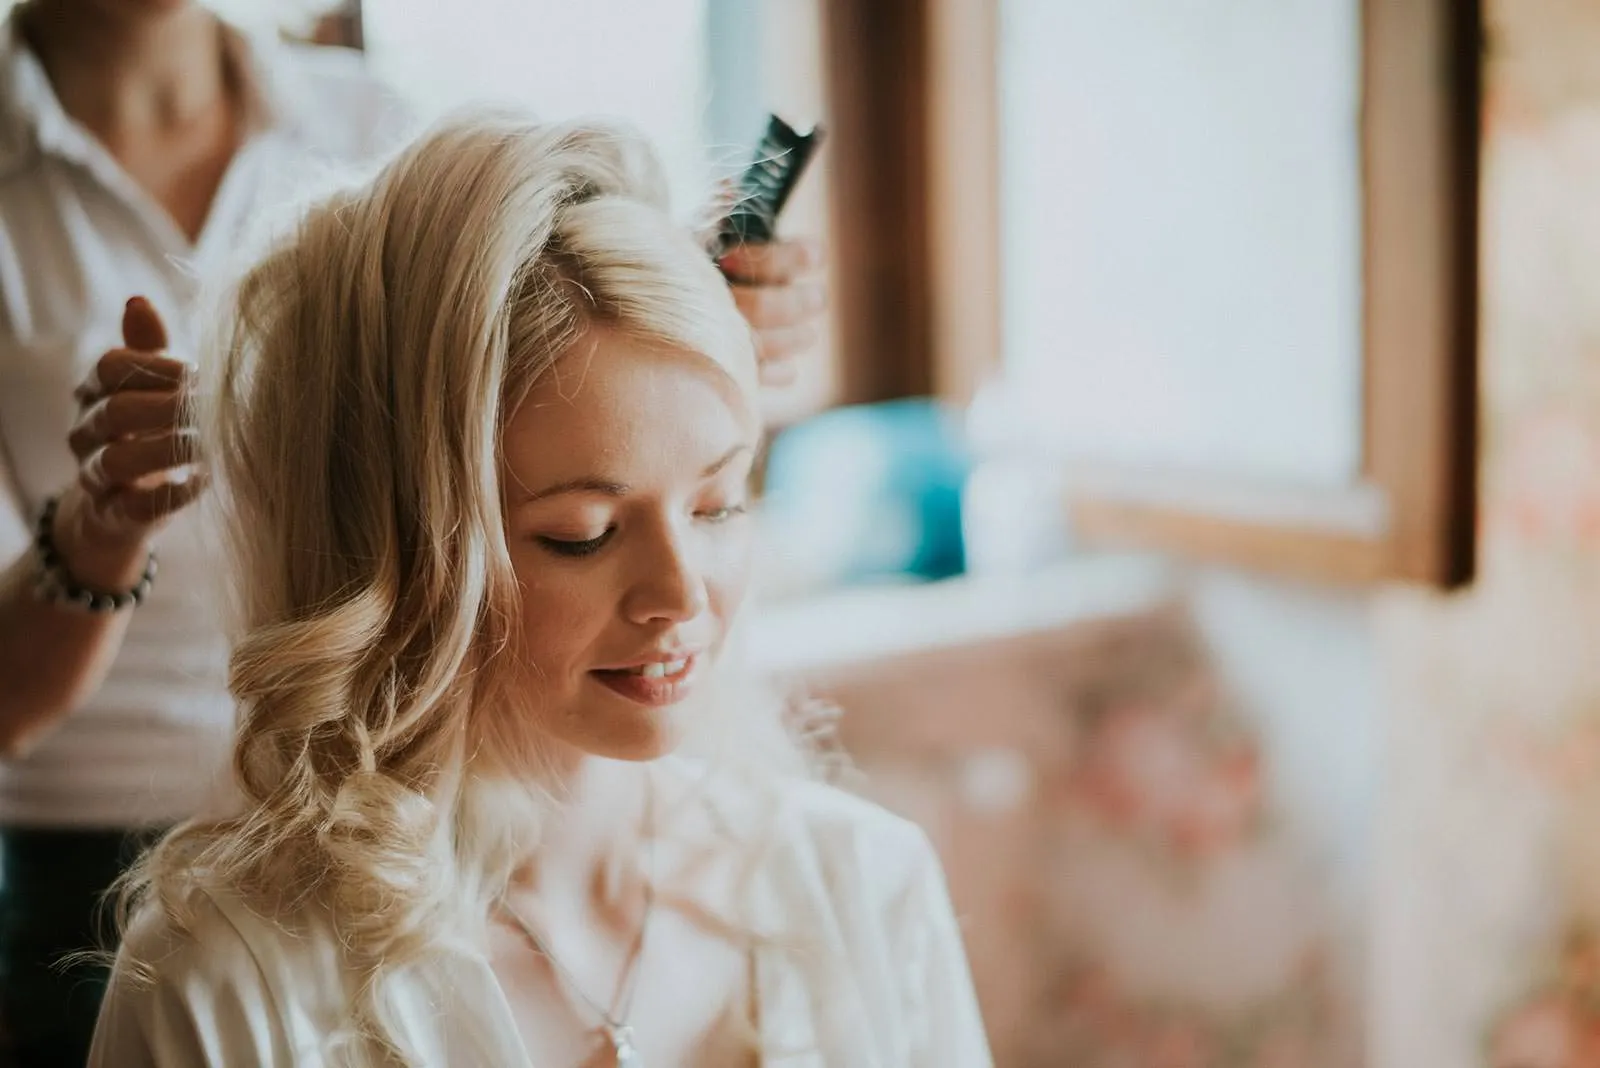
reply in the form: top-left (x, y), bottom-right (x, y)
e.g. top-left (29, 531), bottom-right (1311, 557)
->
top-left (719, 238), bottom-right (828, 389)
top-left (0, 298), bottom-right (203, 757)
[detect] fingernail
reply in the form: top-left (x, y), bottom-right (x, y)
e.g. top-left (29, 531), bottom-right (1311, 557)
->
top-left (126, 296), bottom-right (145, 311)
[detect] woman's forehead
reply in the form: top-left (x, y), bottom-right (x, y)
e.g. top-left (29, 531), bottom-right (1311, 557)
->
top-left (502, 331), bottom-right (758, 489)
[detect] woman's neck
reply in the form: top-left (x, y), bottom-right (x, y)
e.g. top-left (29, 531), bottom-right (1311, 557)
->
top-left (17, 1), bottom-right (230, 141)
top-left (506, 755), bottom-right (656, 913)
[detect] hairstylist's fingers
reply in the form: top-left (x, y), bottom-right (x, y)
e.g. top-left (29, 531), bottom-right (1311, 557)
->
top-left (718, 238), bottom-right (823, 285)
top-left (730, 278), bottom-right (828, 333)
top-left (705, 175), bottom-right (739, 217)
top-left (68, 391), bottom-right (188, 460)
top-left (79, 432), bottom-right (200, 496)
top-left (102, 473), bottom-right (208, 528)
top-left (122, 295), bottom-right (170, 352)
top-left (74, 349), bottom-right (192, 406)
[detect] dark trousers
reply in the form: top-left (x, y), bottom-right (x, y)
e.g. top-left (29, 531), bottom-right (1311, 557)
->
top-left (0, 827), bottom-right (161, 1068)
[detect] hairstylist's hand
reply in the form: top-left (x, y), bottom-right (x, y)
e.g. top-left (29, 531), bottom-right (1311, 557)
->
top-left (718, 239), bottom-right (828, 388)
top-left (52, 297), bottom-right (205, 589)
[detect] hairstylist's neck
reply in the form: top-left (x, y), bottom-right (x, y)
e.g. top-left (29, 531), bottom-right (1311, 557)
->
top-left (17, 1), bottom-right (228, 141)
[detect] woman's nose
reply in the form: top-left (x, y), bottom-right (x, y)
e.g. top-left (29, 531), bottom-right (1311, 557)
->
top-left (622, 528), bottom-right (710, 625)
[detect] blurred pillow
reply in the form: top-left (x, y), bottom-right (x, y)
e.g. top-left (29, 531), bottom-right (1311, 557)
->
top-left (759, 399), bottom-right (969, 594)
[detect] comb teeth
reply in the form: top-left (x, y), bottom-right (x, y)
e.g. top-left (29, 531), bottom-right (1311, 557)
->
top-left (713, 115), bottom-right (822, 256)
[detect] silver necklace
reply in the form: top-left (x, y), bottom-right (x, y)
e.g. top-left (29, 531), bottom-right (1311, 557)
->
top-left (498, 815), bottom-right (656, 1067)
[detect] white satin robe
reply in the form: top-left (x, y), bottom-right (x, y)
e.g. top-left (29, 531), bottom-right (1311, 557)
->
top-left (88, 780), bottom-right (994, 1067)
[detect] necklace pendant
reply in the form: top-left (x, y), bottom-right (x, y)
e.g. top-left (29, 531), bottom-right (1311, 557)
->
top-left (609, 1024), bottom-right (642, 1068)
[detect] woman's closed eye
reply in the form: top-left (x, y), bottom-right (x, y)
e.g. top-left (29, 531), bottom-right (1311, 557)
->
top-left (534, 501), bottom-right (748, 558)
top-left (698, 501), bottom-right (749, 523)
top-left (538, 528), bottom-right (616, 557)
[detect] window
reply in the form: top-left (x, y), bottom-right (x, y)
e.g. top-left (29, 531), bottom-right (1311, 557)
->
top-left (361, 0), bottom-right (721, 215)
top-left (1002, 0), bottom-right (1365, 487)
top-left (828, 0), bottom-right (1481, 587)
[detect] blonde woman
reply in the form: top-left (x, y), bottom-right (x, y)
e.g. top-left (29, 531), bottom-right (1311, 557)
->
top-left (0, 4), bottom-right (824, 1062)
top-left (86, 113), bottom-right (990, 1068)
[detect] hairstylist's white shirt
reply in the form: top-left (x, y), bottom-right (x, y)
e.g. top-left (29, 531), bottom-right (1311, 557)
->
top-left (0, 13), bottom-right (414, 827)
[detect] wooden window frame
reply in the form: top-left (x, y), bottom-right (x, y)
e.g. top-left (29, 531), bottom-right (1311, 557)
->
top-left (823, 0), bottom-right (1481, 588)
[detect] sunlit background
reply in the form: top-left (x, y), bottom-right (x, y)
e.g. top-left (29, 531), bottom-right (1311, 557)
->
top-left (363, 0), bottom-right (728, 216)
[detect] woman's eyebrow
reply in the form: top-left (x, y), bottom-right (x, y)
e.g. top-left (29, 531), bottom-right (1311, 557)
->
top-left (702, 443), bottom-right (754, 478)
top-left (517, 444), bottom-right (755, 503)
top-left (519, 477), bottom-right (631, 503)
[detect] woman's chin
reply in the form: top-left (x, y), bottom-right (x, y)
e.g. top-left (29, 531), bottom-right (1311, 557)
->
top-left (571, 707), bottom-right (691, 764)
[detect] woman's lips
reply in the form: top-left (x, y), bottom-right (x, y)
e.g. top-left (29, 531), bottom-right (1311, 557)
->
top-left (590, 654), bottom-right (700, 707)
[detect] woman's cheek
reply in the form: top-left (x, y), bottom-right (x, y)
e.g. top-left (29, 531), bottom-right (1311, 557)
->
top-left (515, 568), bottom-right (606, 669)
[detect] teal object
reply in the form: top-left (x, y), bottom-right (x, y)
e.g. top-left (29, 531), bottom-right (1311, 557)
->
top-left (762, 398), bottom-right (969, 585)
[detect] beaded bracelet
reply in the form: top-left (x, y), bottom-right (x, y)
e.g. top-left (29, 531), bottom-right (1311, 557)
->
top-left (32, 496), bottom-right (157, 612)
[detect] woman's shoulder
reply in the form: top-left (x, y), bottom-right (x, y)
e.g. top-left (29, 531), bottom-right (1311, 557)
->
top-left (116, 887), bottom-right (349, 1011)
top-left (682, 761), bottom-right (941, 903)
top-left (94, 891), bottom-right (358, 1066)
top-left (118, 890), bottom-right (248, 979)
top-left (779, 778), bottom-right (929, 851)
top-left (760, 777), bottom-right (945, 907)
top-left (684, 760), bottom-right (928, 860)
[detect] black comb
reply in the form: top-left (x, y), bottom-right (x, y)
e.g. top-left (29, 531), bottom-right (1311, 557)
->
top-left (712, 115), bottom-right (823, 258)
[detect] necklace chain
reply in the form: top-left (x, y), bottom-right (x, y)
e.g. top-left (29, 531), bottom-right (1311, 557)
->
top-left (497, 790), bottom-right (657, 1064)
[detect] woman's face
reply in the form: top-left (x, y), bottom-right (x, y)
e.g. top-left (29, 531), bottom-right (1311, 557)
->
top-left (500, 325), bottom-right (762, 763)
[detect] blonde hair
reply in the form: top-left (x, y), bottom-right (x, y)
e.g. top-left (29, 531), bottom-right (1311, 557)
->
top-left (119, 113), bottom-right (820, 1064)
